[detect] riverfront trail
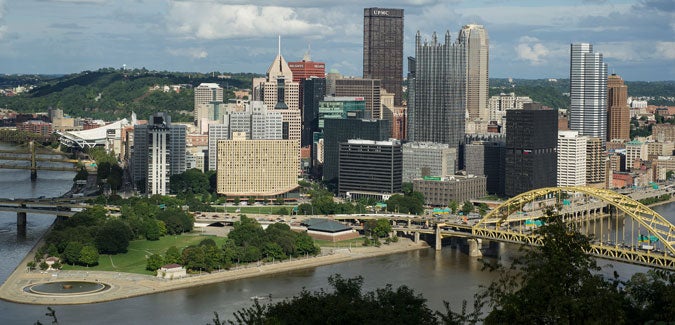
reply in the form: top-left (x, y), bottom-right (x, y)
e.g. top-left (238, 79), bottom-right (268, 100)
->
top-left (0, 239), bottom-right (428, 305)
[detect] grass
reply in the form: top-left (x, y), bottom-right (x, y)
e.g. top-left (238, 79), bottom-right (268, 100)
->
top-left (314, 237), bottom-right (366, 248)
top-left (61, 233), bottom-right (228, 275)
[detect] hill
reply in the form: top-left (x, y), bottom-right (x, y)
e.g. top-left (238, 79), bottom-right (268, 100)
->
top-left (490, 78), bottom-right (675, 109)
top-left (0, 68), bottom-right (260, 122)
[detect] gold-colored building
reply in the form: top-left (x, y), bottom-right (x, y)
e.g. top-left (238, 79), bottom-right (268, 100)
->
top-left (607, 74), bottom-right (630, 141)
top-left (586, 137), bottom-right (606, 187)
top-left (216, 134), bottom-right (299, 197)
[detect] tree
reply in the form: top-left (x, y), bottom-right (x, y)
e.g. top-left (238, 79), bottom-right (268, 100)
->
top-left (247, 197), bottom-right (256, 205)
top-left (78, 245), bottom-right (99, 266)
top-left (667, 170), bottom-right (674, 180)
top-left (228, 216), bottom-right (265, 248)
top-left (27, 261), bottom-right (36, 271)
top-left (365, 219), bottom-right (392, 238)
top-left (479, 212), bottom-right (627, 324)
top-left (448, 200), bottom-right (459, 214)
top-left (223, 275), bottom-right (437, 324)
top-left (144, 219), bottom-right (161, 240)
top-left (461, 201), bottom-right (474, 215)
top-left (275, 197), bottom-right (285, 205)
top-left (165, 246), bottom-right (181, 265)
top-left (95, 220), bottom-right (132, 254)
top-left (233, 197), bottom-right (240, 206)
top-left (63, 241), bottom-right (83, 265)
top-left (146, 254), bottom-right (164, 272)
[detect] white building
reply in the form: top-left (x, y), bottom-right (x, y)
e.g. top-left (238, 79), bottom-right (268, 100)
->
top-left (402, 142), bottom-right (457, 183)
top-left (194, 83), bottom-right (224, 130)
top-left (488, 92), bottom-right (533, 125)
top-left (557, 131), bottom-right (587, 187)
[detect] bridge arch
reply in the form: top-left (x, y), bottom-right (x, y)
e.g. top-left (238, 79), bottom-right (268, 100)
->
top-left (474, 186), bottom-right (675, 260)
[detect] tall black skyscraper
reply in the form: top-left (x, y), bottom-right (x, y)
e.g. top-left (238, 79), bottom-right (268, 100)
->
top-left (364, 8), bottom-right (404, 106)
top-left (302, 77), bottom-right (326, 147)
top-left (504, 103), bottom-right (558, 197)
top-left (323, 118), bottom-right (391, 185)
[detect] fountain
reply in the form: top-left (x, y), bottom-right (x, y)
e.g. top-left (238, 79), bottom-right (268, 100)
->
top-left (26, 281), bottom-right (109, 296)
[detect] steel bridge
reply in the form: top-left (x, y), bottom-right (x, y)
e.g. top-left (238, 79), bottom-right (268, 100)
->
top-left (0, 141), bottom-right (94, 180)
top-left (472, 186), bottom-right (675, 269)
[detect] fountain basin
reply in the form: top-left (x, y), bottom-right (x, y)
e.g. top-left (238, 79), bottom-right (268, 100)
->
top-left (26, 281), bottom-right (109, 296)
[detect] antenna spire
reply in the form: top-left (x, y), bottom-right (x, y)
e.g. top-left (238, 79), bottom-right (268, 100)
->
top-left (278, 35), bottom-right (281, 56)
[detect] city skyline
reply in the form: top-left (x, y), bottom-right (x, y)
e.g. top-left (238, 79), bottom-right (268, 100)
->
top-left (0, 0), bottom-right (673, 81)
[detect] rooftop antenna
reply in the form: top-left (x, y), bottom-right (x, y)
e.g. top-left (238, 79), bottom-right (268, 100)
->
top-left (278, 34), bottom-right (281, 56)
top-left (303, 43), bottom-right (312, 62)
top-left (278, 35), bottom-right (283, 73)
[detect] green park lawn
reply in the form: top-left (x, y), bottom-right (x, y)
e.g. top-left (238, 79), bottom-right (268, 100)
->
top-left (314, 237), bottom-right (365, 248)
top-left (61, 233), bottom-right (228, 275)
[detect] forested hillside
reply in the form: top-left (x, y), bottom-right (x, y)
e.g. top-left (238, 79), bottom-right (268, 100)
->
top-left (1, 71), bottom-right (672, 123)
top-left (0, 68), bottom-right (259, 122)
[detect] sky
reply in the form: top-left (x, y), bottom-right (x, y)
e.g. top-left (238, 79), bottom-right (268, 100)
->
top-left (0, 0), bottom-right (673, 81)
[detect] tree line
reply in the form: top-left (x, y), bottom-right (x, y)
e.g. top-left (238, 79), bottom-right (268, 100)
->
top-left (37, 200), bottom-right (194, 267)
top-left (146, 216), bottom-right (320, 273)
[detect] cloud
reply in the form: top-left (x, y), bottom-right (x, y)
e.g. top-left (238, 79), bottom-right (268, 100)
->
top-left (654, 42), bottom-right (675, 60)
top-left (49, 22), bottom-right (84, 29)
top-left (0, 0), bottom-right (5, 40)
top-left (168, 47), bottom-right (208, 59)
top-left (36, 0), bottom-right (106, 3)
top-left (167, 2), bottom-right (330, 39)
top-left (515, 36), bottom-right (550, 65)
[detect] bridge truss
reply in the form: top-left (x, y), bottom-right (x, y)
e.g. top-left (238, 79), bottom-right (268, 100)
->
top-left (473, 186), bottom-right (675, 270)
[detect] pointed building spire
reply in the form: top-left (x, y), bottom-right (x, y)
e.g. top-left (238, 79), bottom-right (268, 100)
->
top-left (278, 34), bottom-right (281, 56)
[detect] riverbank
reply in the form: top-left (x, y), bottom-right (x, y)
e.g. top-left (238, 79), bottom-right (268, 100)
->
top-left (0, 239), bottom-right (429, 305)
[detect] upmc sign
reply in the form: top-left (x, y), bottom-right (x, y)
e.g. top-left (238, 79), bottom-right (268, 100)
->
top-left (368, 8), bottom-right (403, 18)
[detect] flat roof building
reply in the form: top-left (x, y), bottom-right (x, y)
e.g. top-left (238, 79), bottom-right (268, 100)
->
top-left (216, 135), bottom-right (299, 198)
top-left (413, 175), bottom-right (486, 206)
top-left (339, 139), bottom-right (402, 198)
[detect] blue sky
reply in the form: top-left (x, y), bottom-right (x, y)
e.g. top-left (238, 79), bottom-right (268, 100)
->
top-left (0, 0), bottom-right (673, 80)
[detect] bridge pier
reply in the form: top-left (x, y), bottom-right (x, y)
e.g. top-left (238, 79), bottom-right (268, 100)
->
top-left (467, 238), bottom-right (483, 257)
top-left (17, 211), bottom-right (26, 238)
top-left (435, 226), bottom-right (442, 251)
top-left (30, 140), bottom-right (37, 182)
top-left (414, 231), bottom-right (420, 243)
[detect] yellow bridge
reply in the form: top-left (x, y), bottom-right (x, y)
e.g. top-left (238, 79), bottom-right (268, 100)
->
top-left (0, 141), bottom-right (95, 179)
top-left (336, 186), bottom-right (675, 270)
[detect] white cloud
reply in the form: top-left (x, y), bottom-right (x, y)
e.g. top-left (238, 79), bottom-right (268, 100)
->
top-left (515, 37), bottom-right (549, 65)
top-left (0, 0), bottom-right (5, 40)
top-left (655, 42), bottom-right (675, 60)
top-left (168, 47), bottom-right (208, 59)
top-left (167, 2), bottom-right (330, 39)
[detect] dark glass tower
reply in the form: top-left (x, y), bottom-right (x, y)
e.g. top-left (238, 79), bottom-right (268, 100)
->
top-left (504, 103), bottom-right (558, 197)
top-left (363, 8), bottom-right (404, 106)
top-left (302, 77), bottom-right (326, 147)
top-left (322, 119), bottom-right (391, 185)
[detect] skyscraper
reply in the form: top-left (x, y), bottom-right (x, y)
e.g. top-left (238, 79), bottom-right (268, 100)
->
top-left (408, 31), bottom-right (466, 149)
top-left (505, 103), bottom-right (557, 197)
top-left (335, 78), bottom-right (381, 119)
top-left (459, 24), bottom-right (489, 121)
top-left (194, 83), bottom-right (223, 129)
top-left (569, 43), bottom-right (608, 143)
top-left (607, 73), bottom-right (630, 141)
top-left (363, 8), bottom-right (404, 106)
top-left (252, 39), bottom-right (301, 142)
top-left (132, 113), bottom-right (186, 195)
top-left (557, 130), bottom-right (587, 187)
top-left (301, 77), bottom-right (326, 147)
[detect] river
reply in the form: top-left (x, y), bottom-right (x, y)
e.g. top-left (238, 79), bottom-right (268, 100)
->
top-left (0, 142), bottom-right (673, 324)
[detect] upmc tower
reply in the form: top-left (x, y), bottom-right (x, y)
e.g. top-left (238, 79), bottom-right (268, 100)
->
top-left (363, 8), bottom-right (404, 106)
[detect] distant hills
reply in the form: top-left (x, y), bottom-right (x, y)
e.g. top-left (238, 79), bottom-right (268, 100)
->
top-left (0, 68), bottom-right (259, 122)
top-left (0, 69), bottom-right (673, 123)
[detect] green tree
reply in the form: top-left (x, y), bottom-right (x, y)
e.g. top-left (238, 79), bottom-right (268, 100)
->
top-left (667, 170), bottom-right (674, 180)
top-left (223, 275), bottom-right (437, 324)
top-left (78, 245), bottom-right (99, 266)
top-left (448, 200), bottom-right (459, 214)
top-left (146, 254), bottom-right (165, 272)
top-left (233, 197), bottom-right (240, 206)
top-left (247, 197), bottom-right (256, 205)
top-left (144, 219), bottom-right (161, 240)
top-left (165, 246), bottom-right (181, 265)
top-left (479, 212), bottom-right (627, 324)
top-left (228, 216), bottom-right (265, 248)
top-left (461, 201), bottom-right (474, 215)
top-left (63, 241), bottom-right (83, 265)
top-left (295, 232), bottom-right (319, 256)
top-left (27, 261), bottom-right (36, 271)
top-left (95, 220), bottom-right (132, 254)
top-left (365, 219), bottom-right (392, 238)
